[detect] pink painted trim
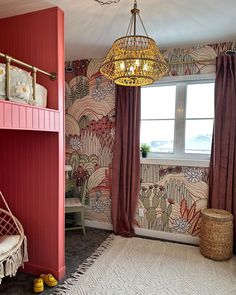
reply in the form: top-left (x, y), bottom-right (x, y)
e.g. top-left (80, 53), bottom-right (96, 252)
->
top-left (0, 99), bottom-right (59, 112)
top-left (0, 100), bottom-right (60, 132)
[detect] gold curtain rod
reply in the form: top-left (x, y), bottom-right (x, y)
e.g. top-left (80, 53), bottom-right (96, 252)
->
top-left (0, 52), bottom-right (56, 80)
top-left (168, 58), bottom-right (216, 66)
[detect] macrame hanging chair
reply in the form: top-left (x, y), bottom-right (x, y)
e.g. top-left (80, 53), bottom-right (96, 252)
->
top-left (0, 191), bottom-right (28, 284)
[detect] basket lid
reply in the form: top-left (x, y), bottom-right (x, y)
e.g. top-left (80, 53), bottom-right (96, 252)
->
top-left (202, 208), bottom-right (233, 222)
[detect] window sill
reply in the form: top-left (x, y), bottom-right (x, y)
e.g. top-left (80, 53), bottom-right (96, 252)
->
top-left (140, 157), bottom-right (210, 168)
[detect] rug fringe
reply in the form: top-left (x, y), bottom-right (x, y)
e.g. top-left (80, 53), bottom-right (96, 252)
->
top-left (51, 234), bottom-right (115, 295)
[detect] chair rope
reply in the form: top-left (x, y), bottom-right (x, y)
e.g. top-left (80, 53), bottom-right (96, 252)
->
top-left (0, 191), bottom-right (22, 235)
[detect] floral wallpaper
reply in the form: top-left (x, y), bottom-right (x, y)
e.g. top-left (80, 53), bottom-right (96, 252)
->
top-left (163, 41), bottom-right (235, 76)
top-left (65, 58), bottom-right (115, 223)
top-left (65, 41), bottom-right (233, 236)
top-left (137, 164), bottom-right (209, 237)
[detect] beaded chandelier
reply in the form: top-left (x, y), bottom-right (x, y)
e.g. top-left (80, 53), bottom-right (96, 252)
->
top-left (100, 0), bottom-right (169, 86)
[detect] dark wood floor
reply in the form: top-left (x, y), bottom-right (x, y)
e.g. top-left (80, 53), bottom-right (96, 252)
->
top-left (0, 228), bottom-right (110, 295)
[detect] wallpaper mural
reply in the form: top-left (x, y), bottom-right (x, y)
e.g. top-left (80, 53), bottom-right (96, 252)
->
top-left (65, 41), bottom-right (233, 238)
top-left (162, 41), bottom-right (235, 76)
top-left (65, 59), bottom-right (115, 223)
top-left (137, 164), bottom-right (209, 236)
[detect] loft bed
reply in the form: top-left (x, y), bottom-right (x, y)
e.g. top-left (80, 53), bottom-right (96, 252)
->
top-left (0, 52), bottom-right (56, 108)
top-left (0, 52), bottom-right (60, 132)
top-left (0, 54), bottom-right (59, 283)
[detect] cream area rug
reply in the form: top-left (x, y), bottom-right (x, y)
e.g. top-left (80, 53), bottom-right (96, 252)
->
top-left (53, 235), bottom-right (236, 295)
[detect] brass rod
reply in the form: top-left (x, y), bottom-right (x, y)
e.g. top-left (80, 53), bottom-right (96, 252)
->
top-left (131, 0), bottom-right (139, 36)
top-left (138, 13), bottom-right (148, 37)
top-left (5, 56), bottom-right (11, 101)
top-left (32, 67), bottom-right (37, 101)
top-left (0, 52), bottom-right (56, 79)
top-left (133, 2), bottom-right (137, 36)
top-left (168, 58), bottom-right (216, 66)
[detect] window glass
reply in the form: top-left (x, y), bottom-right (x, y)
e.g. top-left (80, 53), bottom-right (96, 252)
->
top-left (141, 86), bottom-right (176, 119)
top-left (140, 79), bottom-right (215, 159)
top-left (185, 119), bottom-right (213, 153)
top-left (141, 120), bottom-right (174, 153)
top-left (186, 83), bottom-right (214, 118)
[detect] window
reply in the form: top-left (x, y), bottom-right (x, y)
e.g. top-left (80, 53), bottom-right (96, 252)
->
top-left (141, 76), bottom-right (215, 160)
top-left (185, 83), bottom-right (214, 154)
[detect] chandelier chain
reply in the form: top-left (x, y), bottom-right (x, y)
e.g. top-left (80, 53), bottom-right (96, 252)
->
top-left (94, 0), bottom-right (120, 5)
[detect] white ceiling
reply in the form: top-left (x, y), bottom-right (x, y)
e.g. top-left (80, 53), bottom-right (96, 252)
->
top-left (0, 0), bottom-right (236, 60)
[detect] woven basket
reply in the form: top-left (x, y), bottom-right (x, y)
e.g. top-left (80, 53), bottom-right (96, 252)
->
top-left (200, 208), bottom-right (233, 261)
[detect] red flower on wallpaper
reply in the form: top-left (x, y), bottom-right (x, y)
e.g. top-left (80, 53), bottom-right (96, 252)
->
top-left (80, 114), bottom-right (115, 149)
top-left (159, 185), bottom-right (165, 192)
top-left (87, 116), bottom-right (114, 136)
top-left (73, 166), bottom-right (89, 186)
top-left (167, 198), bottom-right (175, 205)
top-left (80, 115), bottom-right (113, 136)
top-left (179, 199), bottom-right (201, 236)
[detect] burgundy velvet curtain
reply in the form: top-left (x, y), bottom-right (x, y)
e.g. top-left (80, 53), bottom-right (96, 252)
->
top-left (111, 85), bottom-right (141, 237)
top-left (209, 54), bottom-right (236, 249)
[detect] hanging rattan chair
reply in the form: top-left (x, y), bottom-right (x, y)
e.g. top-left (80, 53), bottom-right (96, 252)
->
top-left (0, 191), bottom-right (28, 284)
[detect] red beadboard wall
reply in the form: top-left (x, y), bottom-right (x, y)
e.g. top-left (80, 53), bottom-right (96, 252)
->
top-left (0, 8), bottom-right (65, 279)
top-left (0, 7), bottom-right (62, 110)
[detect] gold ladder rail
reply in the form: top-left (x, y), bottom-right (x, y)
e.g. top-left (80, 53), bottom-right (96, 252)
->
top-left (0, 52), bottom-right (57, 101)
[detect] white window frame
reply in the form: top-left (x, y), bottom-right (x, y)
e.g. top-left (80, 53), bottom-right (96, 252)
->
top-left (141, 73), bottom-right (215, 163)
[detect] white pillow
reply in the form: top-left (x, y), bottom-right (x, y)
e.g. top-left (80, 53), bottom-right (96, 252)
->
top-left (0, 63), bottom-right (33, 103)
top-left (34, 83), bottom-right (47, 108)
top-left (0, 235), bottom-right (20, 255)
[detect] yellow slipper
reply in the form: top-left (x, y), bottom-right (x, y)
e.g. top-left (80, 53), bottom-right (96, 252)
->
top-left (33, 278), bottom-right (44, 293)
top-left (40, 273), bottom-right (58, 287)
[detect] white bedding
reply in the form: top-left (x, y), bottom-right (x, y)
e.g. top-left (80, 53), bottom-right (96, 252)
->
top-left (0, 63), bottom-right (47, 107)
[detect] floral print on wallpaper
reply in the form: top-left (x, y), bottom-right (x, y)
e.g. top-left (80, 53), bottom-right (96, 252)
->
top-left (137, 164), bottom-right (209, 236)
top-left (65, 41), bottom-right (233, 236)
top-left (65, 58), bottom-right (115, 223)
top-left (162, 41), bottom-right (235, 76)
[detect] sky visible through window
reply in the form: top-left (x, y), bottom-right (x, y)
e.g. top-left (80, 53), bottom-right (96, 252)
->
top-left (141, 82), bottom-right (214, 155)
top-left (141, 86), bottom-right (176, 152)
top-left (185, 83), bottom-right (214, 153)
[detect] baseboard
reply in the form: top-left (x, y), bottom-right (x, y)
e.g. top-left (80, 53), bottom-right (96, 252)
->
top-left (135, 228), bottom-right (199, 245)
top-left (85, 220), bottom-right (113, 231)
top-left (85, 219), bottom-right (199, 245)
top-left (21, 262), bottom-right (66, 280)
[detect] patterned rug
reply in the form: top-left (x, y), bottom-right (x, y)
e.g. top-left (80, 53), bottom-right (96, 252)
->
top-left (53, 235), bottom-right (236, 295)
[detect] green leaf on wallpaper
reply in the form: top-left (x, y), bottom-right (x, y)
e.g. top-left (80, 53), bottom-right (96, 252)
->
top-left (78, 116), bottom-right (90, 129)
top-left (157, 191), bottom-right (162, 198)
top-left (147, 188), bottom-right (152, 198)
top-left (143, 197), bottom-right (150, 210)
top-left (152, 196), bottom-right (159, 209)
top-left (146, 207), bottom-right (156, 222)
top-left (139, 192), bottom-right (144, 203)
top-left (167, 204), bottom-right (172, 216)
top-left (79, 154), bottom-right (89, 164)
top-left (160, 198), bottom-right (166, 212)
top-left (153, 188), bottom-right (158, 196)
top-left (88, 154), bottom-right (99, 165)
top-left (161, 212), bottom-right (168, 225)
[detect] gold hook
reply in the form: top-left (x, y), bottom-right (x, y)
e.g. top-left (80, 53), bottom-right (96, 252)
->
top-left (131, 0), bottom-right (139, 14)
